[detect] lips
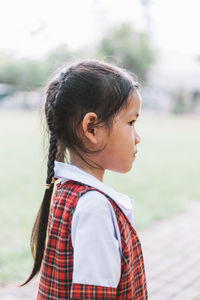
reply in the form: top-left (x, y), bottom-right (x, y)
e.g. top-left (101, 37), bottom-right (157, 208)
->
top-left (133, 152), bottom-right (137, 158)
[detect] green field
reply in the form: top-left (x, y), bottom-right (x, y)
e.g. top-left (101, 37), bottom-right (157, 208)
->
top-left (0, 110), bottom-right (200, 283)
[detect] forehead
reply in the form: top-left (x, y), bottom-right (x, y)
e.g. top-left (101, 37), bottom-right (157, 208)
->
top-left (119, 90), bottom-right (142, 118)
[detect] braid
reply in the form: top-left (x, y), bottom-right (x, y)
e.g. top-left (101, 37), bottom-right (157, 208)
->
top-left (22, 70), bottom-right (72, 285)
top-left (44, 71), bottom-right (69, 168)
top-left (46, 130), bottom-right (57, 185)
top-left (20, 93), bottom-right (58, 286)
top-left (45, 87), bottom-right (58, 186)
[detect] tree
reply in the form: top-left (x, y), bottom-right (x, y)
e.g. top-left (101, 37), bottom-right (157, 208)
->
top-left (0, 24), bottom-right (156, 90)
top-left (97, 23), bottom-right (156, 82)
top-left (0, 45), bottom-right (74, 90)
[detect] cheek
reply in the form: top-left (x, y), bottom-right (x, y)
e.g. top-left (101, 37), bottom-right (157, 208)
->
top-left (118, 126), bottom-right (133, 144)
top-left (131, 127), bottom-right (137, 140)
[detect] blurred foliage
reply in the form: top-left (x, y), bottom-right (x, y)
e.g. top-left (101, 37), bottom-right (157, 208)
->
top-left (97, 23), bottom-right (156, 82)
top-left (0, 23), bottom-right (156, 90)
top-left (0, 45), bottom-right (76, 90)
top-left (0, 51), bottom-right (47, 90)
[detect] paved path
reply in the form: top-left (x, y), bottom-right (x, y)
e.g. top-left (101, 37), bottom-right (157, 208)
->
top-left (140, 200), bottom-right (200, 300)
top-left (0, 201), bottom-right (200, 299)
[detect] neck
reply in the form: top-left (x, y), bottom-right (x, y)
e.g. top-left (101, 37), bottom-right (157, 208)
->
top-left (69, 152), bottom-right (105, 182)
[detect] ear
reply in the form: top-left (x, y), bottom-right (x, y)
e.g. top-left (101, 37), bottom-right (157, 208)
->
top-left (81, 112), bottom-right (99, 144)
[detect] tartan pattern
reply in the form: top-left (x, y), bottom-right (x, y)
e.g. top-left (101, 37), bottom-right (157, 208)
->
top-left (70, 283), bottom-right (117, 299)
top-left (108, 198), bottom-right (148, 299)
top-left (37, 180), bottom-right (148, 299)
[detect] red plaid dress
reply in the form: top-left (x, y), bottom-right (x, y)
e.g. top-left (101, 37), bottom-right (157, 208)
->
top-left (37, 180), bottom-right (148, 299)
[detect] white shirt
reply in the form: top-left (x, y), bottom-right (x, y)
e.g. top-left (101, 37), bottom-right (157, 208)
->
top-left (54, 161), bottom-right (135, 288)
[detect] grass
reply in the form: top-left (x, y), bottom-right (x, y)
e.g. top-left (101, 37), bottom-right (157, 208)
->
top-left (0, 110), bottom-right (199, 283)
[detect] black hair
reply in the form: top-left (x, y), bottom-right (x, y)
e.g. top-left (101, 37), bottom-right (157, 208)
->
top-left (21, 59), bottom-right (140, 285)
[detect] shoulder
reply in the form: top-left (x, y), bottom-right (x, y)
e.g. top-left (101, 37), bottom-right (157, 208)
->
top-left (71, 190), bottom-right (121, 250)
top-left (72, 190), bottom-right (116, 229)
top-left (76, 190), bottom-right (112, 213)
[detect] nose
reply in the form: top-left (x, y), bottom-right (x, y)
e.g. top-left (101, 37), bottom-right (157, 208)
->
top-left (135, 129), bottom-right (141, 145)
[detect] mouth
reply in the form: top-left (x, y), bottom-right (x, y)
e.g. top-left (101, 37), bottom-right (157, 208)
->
top-left (133, 151), bottom-right (138, 158)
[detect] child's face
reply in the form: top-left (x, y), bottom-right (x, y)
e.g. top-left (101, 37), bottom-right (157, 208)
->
top-left (101, 90), bottom-right (141, 173)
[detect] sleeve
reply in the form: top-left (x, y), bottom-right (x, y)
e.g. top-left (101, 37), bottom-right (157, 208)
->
top-left (70, 191), bottom-right (121, 299)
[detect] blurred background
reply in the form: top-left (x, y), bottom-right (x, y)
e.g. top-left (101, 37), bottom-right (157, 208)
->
top-left (0, 0), bottom-right (200, 298)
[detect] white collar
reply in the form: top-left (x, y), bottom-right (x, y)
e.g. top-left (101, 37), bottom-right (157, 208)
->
top-left (54, 161), bottom-right (133, 210)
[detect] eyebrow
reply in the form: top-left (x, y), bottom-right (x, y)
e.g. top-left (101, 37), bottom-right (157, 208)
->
top-left (128, 111), bottom-right (140, 118)
top-left (135, 113), bottom-right (140, 118)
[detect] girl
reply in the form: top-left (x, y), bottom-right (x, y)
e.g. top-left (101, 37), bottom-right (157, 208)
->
top-left (22, 60), bottom-right (148, 299)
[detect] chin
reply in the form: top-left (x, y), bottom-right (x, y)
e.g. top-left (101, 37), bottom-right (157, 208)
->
top-left (123, 165), bottom-right (133, 173)
top-left (111, 163), bottom-right (133, 174)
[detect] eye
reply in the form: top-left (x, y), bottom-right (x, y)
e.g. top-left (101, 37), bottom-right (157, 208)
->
top-left (129, 120), bottom-right (136, 126)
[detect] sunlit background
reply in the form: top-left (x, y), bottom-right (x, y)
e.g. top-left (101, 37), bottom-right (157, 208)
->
top-left (0, 0), bottom-right (200, 298)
